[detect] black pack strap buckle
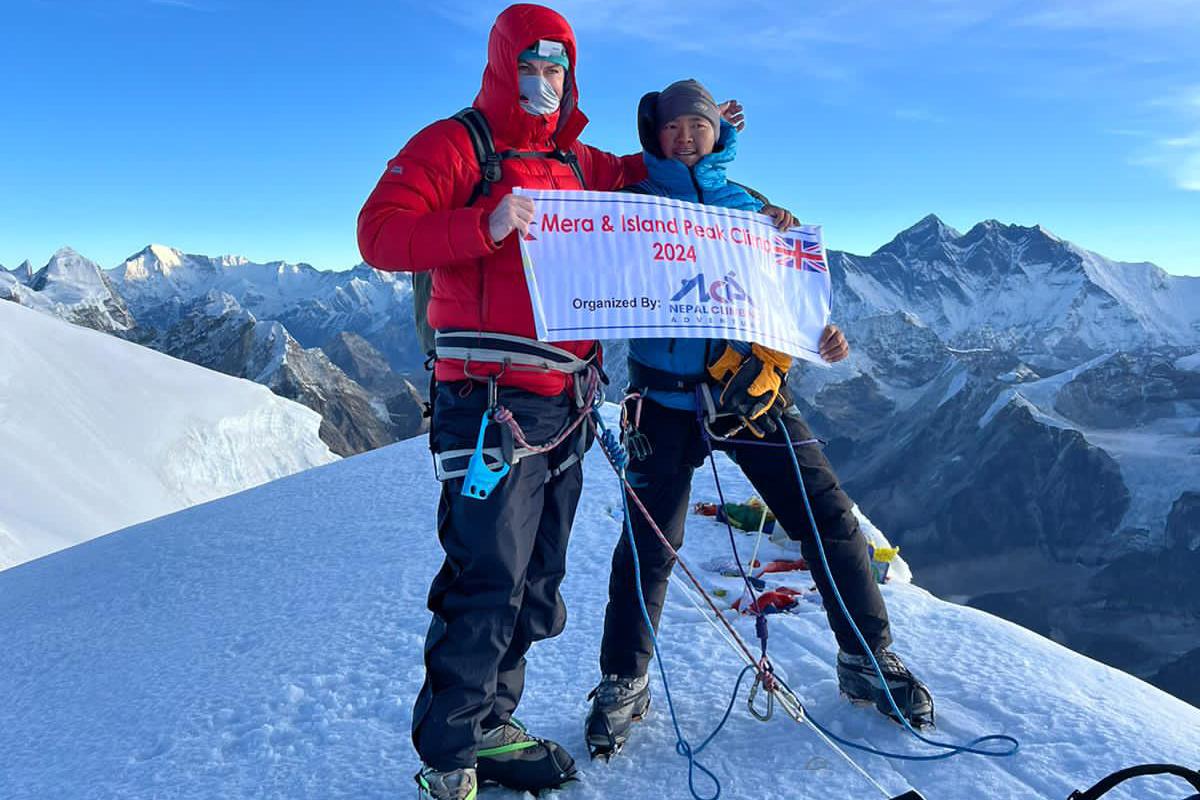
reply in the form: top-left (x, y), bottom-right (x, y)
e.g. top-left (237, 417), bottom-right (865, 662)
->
top-left (481, 152), bottom-right (503, 186)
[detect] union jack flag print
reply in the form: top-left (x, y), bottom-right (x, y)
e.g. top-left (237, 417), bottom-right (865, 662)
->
top-left (773, 232), bottom-right (828, 273)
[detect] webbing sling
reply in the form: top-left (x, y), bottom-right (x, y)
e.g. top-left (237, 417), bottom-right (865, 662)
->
top-left (433, 445), bottom-right (582, 483)
top-left (626, 358), bottom-right (708, 393)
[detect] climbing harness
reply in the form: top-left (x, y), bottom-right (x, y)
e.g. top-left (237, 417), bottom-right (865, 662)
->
top-left (427, 331), bottom-right (599, 498)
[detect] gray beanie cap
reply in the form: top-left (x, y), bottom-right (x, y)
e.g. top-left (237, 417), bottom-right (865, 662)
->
top-left (655, 79), bottom-right (721, 132)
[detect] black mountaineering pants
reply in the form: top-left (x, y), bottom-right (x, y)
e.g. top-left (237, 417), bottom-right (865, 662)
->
top-left (412, 379), bottom-right (588, 771)
top-left (599, 397), bottom-right (892, 679)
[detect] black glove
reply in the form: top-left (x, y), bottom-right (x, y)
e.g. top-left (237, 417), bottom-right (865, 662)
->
top-left (707, 343), bottom-right (793, 438)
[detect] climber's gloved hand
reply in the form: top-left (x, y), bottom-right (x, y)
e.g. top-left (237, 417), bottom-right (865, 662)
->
top-left (706, 343), bottom-right (793, 436)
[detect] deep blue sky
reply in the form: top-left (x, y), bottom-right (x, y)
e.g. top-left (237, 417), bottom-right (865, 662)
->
top-left (3, 0), bottom-right (1199, 275)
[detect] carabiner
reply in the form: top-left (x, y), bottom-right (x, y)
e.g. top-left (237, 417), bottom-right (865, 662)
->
top-left (747, 673), bottom-right (775, 722)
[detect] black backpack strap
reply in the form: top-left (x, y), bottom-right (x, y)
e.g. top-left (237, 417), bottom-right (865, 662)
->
top-left (497, 148), bottom-right (587, 190)
top-left (450, 107), bottom-right (588, 203)
top-left (552, 148), bottom-right (587, 189)
top-left (1069, 764), bottom-right (1200, 800)
top-left (730, 180), bottom-right (770, 207)
top-left (451, 107), bottom-right (502, 207)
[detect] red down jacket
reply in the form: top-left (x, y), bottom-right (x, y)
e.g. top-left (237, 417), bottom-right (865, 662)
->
top-left (357, 4), bottom-right (647, 396)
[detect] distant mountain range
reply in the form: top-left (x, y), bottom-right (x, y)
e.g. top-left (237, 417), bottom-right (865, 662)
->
top-left (4, 216), bottom-right (1199, 705)
top-left (788, 215), bottom-right (1200, 705)
top-left (2, 245), bottom-right (428, 456)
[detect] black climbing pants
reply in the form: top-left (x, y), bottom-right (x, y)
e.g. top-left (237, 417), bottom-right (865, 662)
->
top-left (412, 379), bottom-right (588, 770)
top-left (599, 398), bottom-right (892, 679)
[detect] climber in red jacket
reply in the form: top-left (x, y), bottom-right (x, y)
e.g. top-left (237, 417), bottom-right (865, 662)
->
top-left (357, 5), bottom-right (743, 799)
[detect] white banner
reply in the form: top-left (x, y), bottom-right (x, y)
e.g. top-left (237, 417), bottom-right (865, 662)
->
top-left (516, 188), bottom-right (831, 364)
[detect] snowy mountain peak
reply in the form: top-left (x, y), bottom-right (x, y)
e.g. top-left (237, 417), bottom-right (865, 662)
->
top-left (31, 247), bottom-right (109, 292)
top-left (120, 244), bottom-right (189, 281)
top-left (50, 245), bottom-right (83, 260)
top-left (118, 244), bottom-right (253, 285)
top-left (148, 243), bottom-right (184, 269)
top-left (835, 215), bottom-right (1200, 357)
top-left (960, 218), bottom-right (1046, 245)
top-left (873, 214), bottom-right (962, 260)
top-left (1034, 223), bottom-right (1062, 242)
top-left (912, 213), bottom-right (955, 233)
top-left (7, 259), bottom-right (34, 284)
top-left (200, 289), bottom-right (250, 320)
top-left (3, 249), bottom-right (134, 333)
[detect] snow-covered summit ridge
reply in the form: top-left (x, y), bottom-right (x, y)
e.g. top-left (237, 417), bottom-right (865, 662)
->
top-left (872, 213), bottom-right (963, 259)
top-left (123, 243), bottom-right (250, 276)
top-left (1, 429), bottom-right (1196, 799)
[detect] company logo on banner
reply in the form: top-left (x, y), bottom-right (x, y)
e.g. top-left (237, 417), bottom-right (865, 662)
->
top-left (669, 272), bottom-right (755, 307)
top-left (516, 188), bottom-right (832, 363)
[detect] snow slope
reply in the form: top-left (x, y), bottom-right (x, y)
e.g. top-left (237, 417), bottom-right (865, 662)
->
top-left (2, 418), bottom-right (1197, 800)
top-left (0, 301), bottom-right (338, 570)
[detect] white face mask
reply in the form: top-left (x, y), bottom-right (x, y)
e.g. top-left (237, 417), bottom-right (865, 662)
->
top-left (518, 74), bottom-right (560, 116)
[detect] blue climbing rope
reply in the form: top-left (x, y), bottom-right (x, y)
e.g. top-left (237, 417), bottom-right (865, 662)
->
top-left (593, 408), bottom-right (750, 800)
top-left (593, 396), bottom-right (1017, 800)
top-left (775, 417), bottom-right (1019, 761)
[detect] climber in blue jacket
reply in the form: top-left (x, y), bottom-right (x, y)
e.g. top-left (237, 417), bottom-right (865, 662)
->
top-left (586, 78), bottom-right (934, 760)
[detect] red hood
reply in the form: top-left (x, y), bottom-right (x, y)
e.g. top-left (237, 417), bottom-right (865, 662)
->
top-left (474, 3), bottom-right (589, 150)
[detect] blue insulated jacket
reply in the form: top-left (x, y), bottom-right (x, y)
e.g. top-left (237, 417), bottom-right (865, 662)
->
top-left (627, 120), bottom-right (764, 410)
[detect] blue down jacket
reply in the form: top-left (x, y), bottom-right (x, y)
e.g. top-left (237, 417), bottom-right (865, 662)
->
top-left (626, 119), bottom-right (763, 409)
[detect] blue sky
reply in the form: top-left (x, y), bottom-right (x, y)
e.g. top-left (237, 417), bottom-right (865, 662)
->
top-left (2, 0), bottom-right (1199, 275)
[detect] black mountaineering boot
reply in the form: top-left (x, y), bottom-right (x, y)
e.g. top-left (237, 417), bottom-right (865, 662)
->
top-left (837, 649), bottom-right (935, 728)
top-left (415, 765), bottom-right (477, 800)
top-left (474, 719), bottom-right (577, 794)
top-left (585, 674), bottom-right (651, 760)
